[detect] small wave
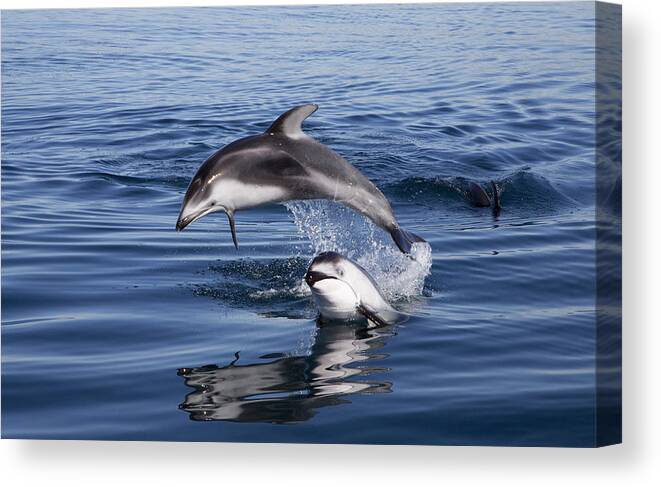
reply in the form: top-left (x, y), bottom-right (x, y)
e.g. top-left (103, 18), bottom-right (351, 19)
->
top-left (285, 200), bottom-right (431, 301)
top-left (193, 257), bottom-right (315, 319)
top-left (497, 170), bottom-right (578, 211)
top-left (249, 279), bottom-right (310, 299)
top-left (70, 170), bottom-right (190, 193)
top-left (385, 169), bottom-right (576, 213)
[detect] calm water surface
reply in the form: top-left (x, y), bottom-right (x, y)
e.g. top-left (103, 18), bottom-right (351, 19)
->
top-left (2, 3), bottom-right (604, 445)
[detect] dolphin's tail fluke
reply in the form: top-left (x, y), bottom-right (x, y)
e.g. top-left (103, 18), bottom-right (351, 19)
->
top-left (390, 227), bottom-right (426, 254)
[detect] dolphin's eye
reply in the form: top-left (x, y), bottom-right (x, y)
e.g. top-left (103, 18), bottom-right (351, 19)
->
top-left (210, 202), bottom-right (216, 206)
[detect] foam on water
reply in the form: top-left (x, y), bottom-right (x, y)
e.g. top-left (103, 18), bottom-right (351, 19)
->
top-left (249, 279), bottom-right (310, 300)
top-left (285, 200), bottom-right (432, 302)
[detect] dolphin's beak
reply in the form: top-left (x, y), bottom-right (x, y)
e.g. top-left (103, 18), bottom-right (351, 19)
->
top-left (305, 270), bottom-right (334, 287)
top-left (176, 212), bottom-right (196, 232)
top-left (175, 215), bottom-right (190, 232)
top-left (176, 207), bottom-right (214, 232)
top-left (176, 206), bottom-right (239, 250)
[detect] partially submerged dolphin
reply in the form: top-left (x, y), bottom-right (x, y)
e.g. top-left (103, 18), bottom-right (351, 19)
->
top-left (468, 180), bottom-right (501, 215)
top-left (176, 104), bottom-right (425, 254)
top-left (304, 251), bottom-right (405, 327)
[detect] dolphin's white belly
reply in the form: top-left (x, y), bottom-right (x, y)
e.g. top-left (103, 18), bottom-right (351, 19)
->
top-left (214, 180), bottom-right (288, 210)
top-left (310, 279), bottom-right (360, 320)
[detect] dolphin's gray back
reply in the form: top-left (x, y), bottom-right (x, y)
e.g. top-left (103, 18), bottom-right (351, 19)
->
top-left (239, 104), bottom-right (395, 229)
top-left (277, 134), bottom-right (396, 230)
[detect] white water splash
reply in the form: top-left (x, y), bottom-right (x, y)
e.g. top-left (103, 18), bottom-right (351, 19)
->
top-left (285, 200), bottom-right (432, 301)
top-left (249, 280), bottom-right (311, 300)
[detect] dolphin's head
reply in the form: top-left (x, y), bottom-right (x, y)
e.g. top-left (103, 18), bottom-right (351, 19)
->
top-left (176, 169), bottom-right (225, 232)
top-left (305, 251), bottom-right (350, 285)
top-left (305, 252), bottom-right (364, 317)
top-left (176, 149), bottom-right (241, 248)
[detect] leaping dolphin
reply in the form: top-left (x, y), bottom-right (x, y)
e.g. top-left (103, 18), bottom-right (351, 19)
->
top-left (176, 104), bottom-right (425, 254)
top-left (305, 251), bottom-right (405, 327)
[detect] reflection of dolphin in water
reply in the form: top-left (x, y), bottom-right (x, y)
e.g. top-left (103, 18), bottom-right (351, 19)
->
top-left (178, 322), bottom-right (394, 423)
top-left (175, 104), bottom-right (425, 254)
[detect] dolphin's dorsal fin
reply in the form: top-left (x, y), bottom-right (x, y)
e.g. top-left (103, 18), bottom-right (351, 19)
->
top-left (266, 104), bottom-right (318, 137)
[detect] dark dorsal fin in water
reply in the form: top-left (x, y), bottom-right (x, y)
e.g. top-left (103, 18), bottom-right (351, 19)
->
top-left (490, 180), bottom-right (501, 211)
top-left (467, 180), bottom-right (502, 215)
top-left (266, 104), bottom-right (318, 137)
top-left (468, 181), bottom-right (492, 207)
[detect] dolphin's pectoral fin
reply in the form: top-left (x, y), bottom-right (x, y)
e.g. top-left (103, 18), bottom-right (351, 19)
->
top-left (226, 210), bottom-right (239, 250)
top-left (358, 303), bottom-right (408, 328)
top-left (266, 104), bottom-right (318, 138)
top-left (356, 303), bottom-right (390, 328)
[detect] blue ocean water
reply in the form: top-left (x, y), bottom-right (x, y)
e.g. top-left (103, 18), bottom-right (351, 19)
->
top-left (2, 3), bottom-right (604, 446)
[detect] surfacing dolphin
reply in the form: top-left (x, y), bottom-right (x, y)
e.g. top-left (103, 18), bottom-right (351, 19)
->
top-left (304, 251), bottom-right (405, 327)
top-left (468, 180), bottom-right (501, 216)
top-left (176, 104), bottom-right (425, 254)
